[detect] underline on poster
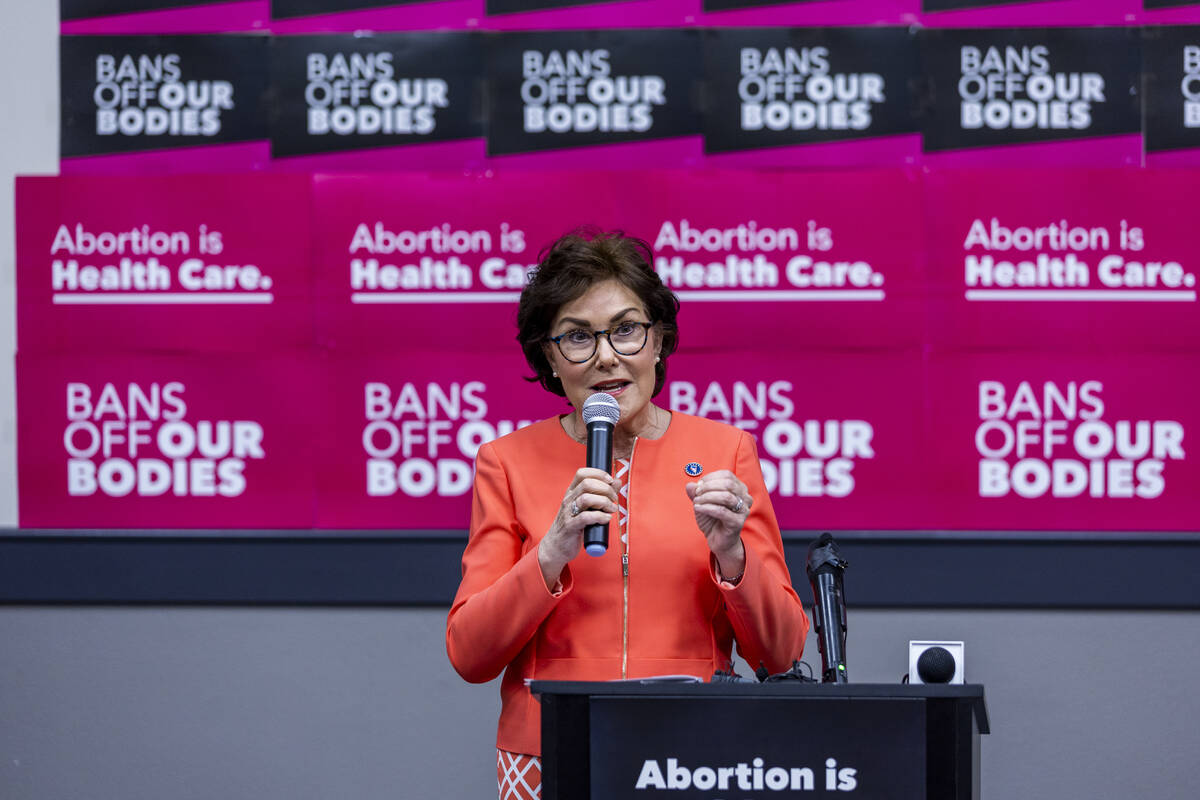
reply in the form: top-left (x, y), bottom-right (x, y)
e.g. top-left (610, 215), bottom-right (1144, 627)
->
top-left (351, 292), bottom-right (522, 303)
top-left (674, 290), bottom-right (885, 302)
top-left (965, 290), bottom-right (1196, 302)
top-left (52, 293), bottom-right (275, 304)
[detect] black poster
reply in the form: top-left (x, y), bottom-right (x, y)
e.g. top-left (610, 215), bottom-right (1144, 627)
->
top-left (919, 27), bottom-right (1141, 152)
top-left (485, 29), bottom-right (702, 155)
top-left (1145, 1), bottom-right (1200, 8)
top-left (590, 697), bottom-right (925, 799)
top-left (702, 27), bottom-right (917, 152)
top-left (60, 34), bottom-right (269, 158)
top-left (922, 0), bottom-right (1054, 11)
top-left (1143, 26), bottom-right (1200, 152)
top-left (61, 0), bottom-right (240, 19)
top-left (704, 0), bottom-right (824, 9)
top-left (270, 0), bottom-right (432, 19)
top-left (487, 0), bottom-right (620, 14)
top-left (269, 34), bottom-right (483, 157)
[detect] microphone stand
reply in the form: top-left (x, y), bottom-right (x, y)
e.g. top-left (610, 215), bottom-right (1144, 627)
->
top-left (806, 533), bottom-right (849, 684)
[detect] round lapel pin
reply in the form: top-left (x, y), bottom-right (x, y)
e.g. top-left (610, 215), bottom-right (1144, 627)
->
top-left (684, 462), bottom-right (703, 477)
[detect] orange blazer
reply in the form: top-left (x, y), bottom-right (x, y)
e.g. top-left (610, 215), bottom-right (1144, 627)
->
top-left (446, 412), bottom-right (809, 756)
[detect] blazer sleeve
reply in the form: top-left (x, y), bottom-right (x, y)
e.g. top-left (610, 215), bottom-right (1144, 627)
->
top-left (713, 430), bottom-right (810, 674)
top-left (445, 440), bottom-right (571, 683)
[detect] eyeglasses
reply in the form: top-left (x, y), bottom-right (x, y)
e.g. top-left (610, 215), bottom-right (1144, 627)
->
top-left (547, 321), bottom-right (654, 363)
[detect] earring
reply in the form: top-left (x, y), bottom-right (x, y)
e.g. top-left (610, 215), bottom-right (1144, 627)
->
top-left (552, 371), bottom-right (558, 378)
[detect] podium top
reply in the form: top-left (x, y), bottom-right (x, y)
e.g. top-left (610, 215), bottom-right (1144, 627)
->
top-left (530, 680), bottom-right (989, 734)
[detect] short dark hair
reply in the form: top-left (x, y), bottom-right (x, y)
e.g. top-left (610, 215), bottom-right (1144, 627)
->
top-left (517, 228), bottom-right (679, 398)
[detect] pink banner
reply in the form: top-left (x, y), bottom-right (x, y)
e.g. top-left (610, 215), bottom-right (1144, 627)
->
top-left (703, 136), bottom-right (921, 170)
top-left (621, 169), bottom-right (926, 350)
top-left (924, 168), bottom-right (1200, 352)
top-left (267, 0), bottom-right (924, 31)
top-left (919, 0), bottom-right (1138, 26)
top-left (696, 0), bottom-right (917, 25)
top-left (314, 351), bottom-right (565, 529)
top-left (925, 353), bottom-right (1199, 531)
top-left (311, 171), bottom-right (626, 354)
top-left (666, 351), bottom-right (928, 530)
top-left (14, 169), bottom-right (1200, 532)
top-left (61, 1), bottom-right (269, 34)
top-left (312, 169), bottom-right (926, 352)
top-left (59, 143), bottom-right (273, 175)
top-left (1140, 5), bottom-right (1200, 24)
top-left (312, 350), bottom-right (930, 531)
top-left (920, 136), bottom-right (1143, 168)
top-left (268, 0), bottom-right (695, 31)
top-left (16, 174), bottom-right (315, 354)
top-left (17, 354), bottom-right (317, 529)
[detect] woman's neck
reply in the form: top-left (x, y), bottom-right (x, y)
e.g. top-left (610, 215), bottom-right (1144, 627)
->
top-left (567, 403), bottom-right (669, 460)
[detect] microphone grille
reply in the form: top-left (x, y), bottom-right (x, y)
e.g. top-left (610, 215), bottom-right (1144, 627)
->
top-left (582, 392), bottom-right (621, 425)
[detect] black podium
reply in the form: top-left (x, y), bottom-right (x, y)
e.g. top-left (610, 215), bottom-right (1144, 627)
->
top-left (531, 681), bottom-right (989, 800)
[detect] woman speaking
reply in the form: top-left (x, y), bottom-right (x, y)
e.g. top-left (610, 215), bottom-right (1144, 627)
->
top-left (446, 229), bottom-right (809, 799)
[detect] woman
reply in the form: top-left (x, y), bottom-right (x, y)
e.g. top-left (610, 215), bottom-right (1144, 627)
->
top-left (446, 229), bottom-right (809, 799)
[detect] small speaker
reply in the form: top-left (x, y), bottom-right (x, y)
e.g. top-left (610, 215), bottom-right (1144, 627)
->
top-left (908, 640), bottom-right (965, 685)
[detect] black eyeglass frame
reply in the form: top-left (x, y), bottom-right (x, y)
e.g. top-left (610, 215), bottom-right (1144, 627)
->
top-left (546, 321), bottom-right (655, 364)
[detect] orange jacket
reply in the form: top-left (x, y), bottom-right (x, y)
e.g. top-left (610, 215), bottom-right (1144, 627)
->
top-left (446, 412), bottom-right (809, 756)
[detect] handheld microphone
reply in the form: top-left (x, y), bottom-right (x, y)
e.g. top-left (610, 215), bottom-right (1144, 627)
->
top-left (806, 533), bottom-right (849, 683)
top-left (582, 392), bottom-right (620, 557)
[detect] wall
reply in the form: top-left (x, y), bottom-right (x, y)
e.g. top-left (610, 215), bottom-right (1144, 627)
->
top-left (3, 607), bottom-right (1200, 799)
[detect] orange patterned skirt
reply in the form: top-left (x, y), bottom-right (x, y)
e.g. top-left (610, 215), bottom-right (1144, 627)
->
top-left (497, 749), bottom-right (541, 800)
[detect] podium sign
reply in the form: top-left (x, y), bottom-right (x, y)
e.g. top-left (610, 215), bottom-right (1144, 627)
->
top-left (534, 682), bottom-right (988, 800)
top-left (591, 696), bottom-right (924, 799)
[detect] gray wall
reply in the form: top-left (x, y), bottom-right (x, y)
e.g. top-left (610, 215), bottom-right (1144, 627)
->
top-left (4, 607), bottom-right (1200, 800)
top-left (3, 7), bottom-right (1199, 800)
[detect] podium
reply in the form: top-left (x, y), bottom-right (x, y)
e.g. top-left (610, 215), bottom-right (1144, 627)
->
top-left (531, 681), bottom-right (989, 800)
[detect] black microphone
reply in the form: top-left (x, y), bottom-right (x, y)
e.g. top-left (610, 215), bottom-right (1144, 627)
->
top-left (806, 533), bottom-right (849, 683)
top-left (582, 392), bottom-right (621, 557)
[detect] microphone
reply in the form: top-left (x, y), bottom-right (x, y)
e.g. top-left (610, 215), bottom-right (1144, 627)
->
top-left (806, 533), bottom-right (849, 683)
top-left (582, 392), bottom-right (621, 557)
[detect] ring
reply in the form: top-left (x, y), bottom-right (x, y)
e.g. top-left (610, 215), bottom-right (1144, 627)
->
top-left (570, 501), bottom-right (581, 517)
top-left (732, 498), bottom-right (745, 513)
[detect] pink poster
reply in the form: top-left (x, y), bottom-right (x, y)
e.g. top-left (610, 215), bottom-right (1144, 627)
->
top-left (268, 0), bottom-right (693, 32)
top-left (16, 174), bottom-right (315, 355)
top-left (310, 169), bottom-right (929, 530)
top-left (312, 350), bottom-right (929, 531)
top-left (665, 350), bottom-right (929, 530)
top-left (61, 1), bottom-right (269, 34)
top-left (621, 169), bottom-right (926, 350)
top-left (918, 0), bottom-right (1138, 26)
top-left (925, 353), bottom-right (1199, 531)
top-left (1140, 3), bottom-right (1200, 24)
top-left (17, 354), bottom-right (317, 529)
top-left (924, 168), bottom-right (1200, 352)
top-left (314, 351), bottom-right (565, 529)
top-left (695, 0), bottom-right (917, 26)
top-left (311, 171), bottom-right (627, 355)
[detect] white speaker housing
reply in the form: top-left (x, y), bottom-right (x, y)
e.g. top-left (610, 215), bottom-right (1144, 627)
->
top-left (909, 640), bottom-right (965, 685)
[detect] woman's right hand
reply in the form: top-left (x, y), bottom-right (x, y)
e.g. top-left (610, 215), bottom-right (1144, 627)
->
top-left (537, 467), bottom-right (620, 590)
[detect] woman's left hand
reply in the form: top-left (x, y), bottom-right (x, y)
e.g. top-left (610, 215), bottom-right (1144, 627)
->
top-left (685, 470), bottom-right (751, 581)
